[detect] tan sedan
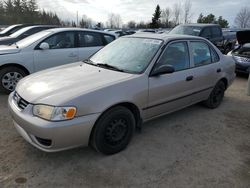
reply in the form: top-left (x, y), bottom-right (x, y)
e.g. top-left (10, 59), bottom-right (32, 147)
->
top-left (8, 34), bottom-right (236, 155)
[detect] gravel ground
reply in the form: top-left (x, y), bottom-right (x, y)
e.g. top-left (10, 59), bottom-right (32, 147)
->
top-left (0, 76), bottom-right (250, 188)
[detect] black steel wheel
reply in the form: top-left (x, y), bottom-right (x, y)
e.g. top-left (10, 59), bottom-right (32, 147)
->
top-left (204, 80), bottom-right (226, 109)
top-left (91, 106), bottom-right (135, 155)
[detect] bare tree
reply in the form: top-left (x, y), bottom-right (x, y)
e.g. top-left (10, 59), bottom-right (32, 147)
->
top-left (161, 7), bottom-right (172, 27)
top-left (234, 7), bottom-right (250, 28)
top-left (183, 0), bottom-right (192, 23)
top-left (79, 15), bottom-right (93, 28)
top-left (107, 13), bottom-right (122, 29)
top-left (172, 2), bottom-right (182, 26)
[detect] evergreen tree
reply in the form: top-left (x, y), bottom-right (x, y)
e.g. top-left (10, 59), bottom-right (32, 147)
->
top-left (151, 4), bottom-right (161, 28)
top-left (217, 16), bottom-right (229, 28)
top-left (197, 13), bottom-right (229, 27)
top-left (0, 0), bottom-right (62, 25)
top-left (197, 13), bottom-right (203, 23)
top-left (0, 1), bottom-right (5, 24)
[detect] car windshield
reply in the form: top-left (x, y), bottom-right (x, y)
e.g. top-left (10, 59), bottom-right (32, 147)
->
top-left (0, 25), bottom-right (18, 34)
top-left (15, 31), bottom-right (51, 48)
top-left (10, 27), bottom-right (32, 37)
top-left (89, 37), bottom-right (163, 74)
top-left (169, 25), bottom-right (201, 36)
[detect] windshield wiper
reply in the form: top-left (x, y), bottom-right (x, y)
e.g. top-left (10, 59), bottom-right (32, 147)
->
top-left (96, 63), bottom-right (124, 72)
top-left (83, 59), bottom-right (94, 65)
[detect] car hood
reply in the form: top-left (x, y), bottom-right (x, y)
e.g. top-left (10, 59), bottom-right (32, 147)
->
top-left (237, 30), bottom-right (250, 45)
top-left (0, 45), bottom-right (20, 55)
top-left (16, 62), bottom-right (135, 104)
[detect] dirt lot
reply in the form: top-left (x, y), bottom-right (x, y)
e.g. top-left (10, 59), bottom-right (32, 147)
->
top-left (0, 76), bottom-right (250, 188)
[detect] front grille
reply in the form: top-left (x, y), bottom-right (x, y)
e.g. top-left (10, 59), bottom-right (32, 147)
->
top-left (13, 92), bottom-right (29, 110)
top-left (35, 137), bottom-right (52, 147)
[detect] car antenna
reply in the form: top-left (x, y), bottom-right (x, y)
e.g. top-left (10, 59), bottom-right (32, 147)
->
top-left (14, 42), bottom-right (19, 48)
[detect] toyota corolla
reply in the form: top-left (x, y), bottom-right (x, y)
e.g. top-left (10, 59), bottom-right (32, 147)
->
top-left (8, 34), bottom-right (236, 155)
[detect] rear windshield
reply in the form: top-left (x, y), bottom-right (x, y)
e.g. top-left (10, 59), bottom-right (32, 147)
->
top-left (0, 25), bottom-right (19, 34)
top-left (169, 25), bottom-right (201, 36)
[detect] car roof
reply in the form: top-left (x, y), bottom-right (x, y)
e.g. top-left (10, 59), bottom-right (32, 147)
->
top-left (179, 23), bottom-right (220, 28)
top-left (9, 25), bottom-right (58, 37)
top-left (21, 25), bottom-right (58, 30)
top-left (126, 33), bottom-right (205, 42)
top-left (46, 27), bottom-right (117, 36)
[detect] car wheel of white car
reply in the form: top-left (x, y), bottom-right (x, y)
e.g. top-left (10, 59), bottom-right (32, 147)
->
top-left (204, 80), bottom-right (226, 109)
top-left (0, 67), bottom-right (27, 94)
top-left (91, 106), bottom-right (135, 155)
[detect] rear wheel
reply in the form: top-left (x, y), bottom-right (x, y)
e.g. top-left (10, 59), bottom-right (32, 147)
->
top-left (0, 67), bottom-right (27, 94)
top-left (204, 81), bottom-right (226, 109)
top-left (91, 106), bottom-right (135, 155)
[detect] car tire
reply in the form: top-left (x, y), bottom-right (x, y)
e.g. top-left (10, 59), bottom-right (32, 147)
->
top-left (204, 80), bottom-right (226, 109)
top-left (91, 106), bottom-right (135, 155)
top-left (0, 66), bottom-right (27, 94)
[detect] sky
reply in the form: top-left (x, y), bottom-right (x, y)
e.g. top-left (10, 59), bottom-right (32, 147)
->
top-left (36, 0), bottom-right (248, 27)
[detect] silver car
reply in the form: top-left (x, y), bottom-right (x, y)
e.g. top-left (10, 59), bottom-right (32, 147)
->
top-left (8, 34), bottom-right (236, 155)
top-left (0, 28), bottom-right (116, 94)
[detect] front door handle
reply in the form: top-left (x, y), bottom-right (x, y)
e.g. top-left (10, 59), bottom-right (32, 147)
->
top-left (217, 68), bottom-right (222, 73)
top-left (186, 76), bottom-right (194, 81)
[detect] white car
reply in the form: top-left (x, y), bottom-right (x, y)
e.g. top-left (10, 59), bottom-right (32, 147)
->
top-left (0, 28), bottom-right (116, 93)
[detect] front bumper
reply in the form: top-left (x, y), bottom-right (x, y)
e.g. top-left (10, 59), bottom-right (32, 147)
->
top-left (8, 92), bottom-right (100, 152)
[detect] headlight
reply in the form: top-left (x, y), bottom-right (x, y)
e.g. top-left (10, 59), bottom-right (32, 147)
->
top-left (33, 105), bottom-right (77, 121)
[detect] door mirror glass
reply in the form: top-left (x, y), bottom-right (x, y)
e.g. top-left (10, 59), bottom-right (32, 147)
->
top-left (151, 65), bottom-right (175, 76)
top-left (39, 42), bottom-right (50, 50)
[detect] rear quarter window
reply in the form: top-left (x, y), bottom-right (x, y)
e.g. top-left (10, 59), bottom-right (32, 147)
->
top-left (103, 34), bottom-right (115, 44)
top-left (211, 48), bottom-right (220, 62)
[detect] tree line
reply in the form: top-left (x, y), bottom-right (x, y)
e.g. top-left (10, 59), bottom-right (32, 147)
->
top-left (0, 0), bottom-right (249, 29)
top-left (0, 0), bottom-right (61, 25)
top-left (126, 2), bottom-right (229, 29)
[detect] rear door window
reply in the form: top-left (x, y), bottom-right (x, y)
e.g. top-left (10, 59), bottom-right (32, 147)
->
top-left (78, 32), bottom-right (103, 47)
top-left (191, 41), bottom-right (212, 66)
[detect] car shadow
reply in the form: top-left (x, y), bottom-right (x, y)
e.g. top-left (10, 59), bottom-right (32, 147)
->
top-left (236, 72), bottom-right (249, 79)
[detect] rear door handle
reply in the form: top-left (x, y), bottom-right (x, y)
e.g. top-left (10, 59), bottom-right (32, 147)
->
top-left (217, 68), bottom-right (222, 73)
top-left (186, 76), bottom-right (194, 81)
top-left (68, 53), bottom-right (77, 58)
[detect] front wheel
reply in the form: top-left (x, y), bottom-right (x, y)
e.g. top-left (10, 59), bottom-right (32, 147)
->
top-left (204, 81), bottom-right (226, 109)
top-left (0, 67), bottom-right (27, 94)
top-left (90, 106), bottom-right (135, 155)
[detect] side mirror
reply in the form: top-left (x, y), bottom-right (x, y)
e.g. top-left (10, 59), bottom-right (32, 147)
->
top-left (151, 65), bottom-right (175, 76)
top-left (39, 42), bottom-right (50, 50)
